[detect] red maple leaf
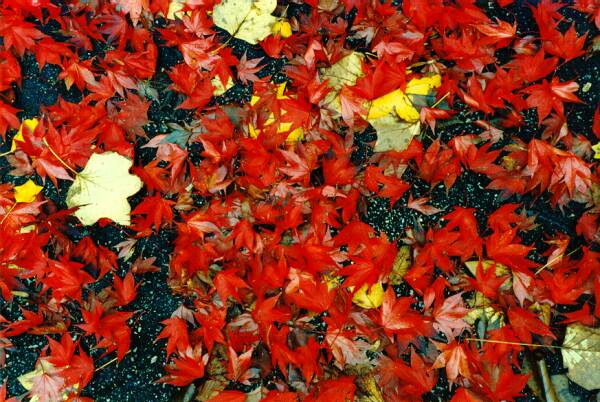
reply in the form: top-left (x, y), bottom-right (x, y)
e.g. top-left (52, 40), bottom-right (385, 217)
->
top-left (543, 25), bottom-right (587, 61)
top-left (156, 317), bottom-right (191, 359)
top-left (432, 341), bottom-right (473, 383)
top-left (467, 261), bottom-right (509, 299)
top-left (524, 77), bottom-right (583, 123)
top-left (112, 272), bottom-right (138, 307)
top-left (214, 269), bottom-right (250, 303)
top-left (0, 13), bottom-right (46, 56)
top-left (0, 101), bottom-right (20, 140)
top-left (507, 307), bottom-right (555, 343)
top-left (380, 288), bottom-right (434, 340)
top-left (157, 348), bottom-right (206, 386)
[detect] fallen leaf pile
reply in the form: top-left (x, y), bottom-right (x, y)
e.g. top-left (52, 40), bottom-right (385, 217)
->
top-left (0, 0), bottom-right (599, 401)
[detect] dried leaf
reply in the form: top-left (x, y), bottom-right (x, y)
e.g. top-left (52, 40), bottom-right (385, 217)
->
top-left (389, 245), bottom-right (410, 285)
top-left (369, 115), bottom-right (420, 153)
top-left (561, 323), bottom-right (600, 390)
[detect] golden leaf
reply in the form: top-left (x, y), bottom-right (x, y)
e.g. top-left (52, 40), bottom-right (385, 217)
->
top-left (366, 75), bottom-right (441, 152)
top-left (14, 179), bottom-right (43, 203)
top-left (352, 282), bottom-right (384, 309)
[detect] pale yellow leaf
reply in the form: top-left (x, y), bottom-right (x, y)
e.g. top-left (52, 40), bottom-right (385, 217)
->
top-left (320, 52), bottom-right (365, 113)
top-left (320, 52), bottom-right (364, 92)
top-left (211, 75), bottom-right (234, 96)
top-left (370, 115), bottom-right (420, 153)
top-left (561, 324), bottom-right (600, 391)
top-left (167, 0), bottom-right (185, 19)
top-left (66, 152), bottom-right (143, 226)
top-left (213, 0), bottom-right (277, 44)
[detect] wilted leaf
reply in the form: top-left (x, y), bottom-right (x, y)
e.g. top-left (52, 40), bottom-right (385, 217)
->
top-left (369, 115), bottom-right (420, 153)
top-left (561, 323), bottom-right (600, 390)
top-left (389, 245), bottom-right (411, 285)
top-left (66, 152), bottom-right (143, 226)
top-left (463, 292), bottom-right (504, 328)
top-left (213, 0), bottom-right (278, 45)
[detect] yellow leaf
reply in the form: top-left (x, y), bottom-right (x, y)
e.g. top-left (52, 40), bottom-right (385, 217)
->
top-left (464, 260), bottom-right (509, 276)
top-left (248, 83), bottom-right (304, 142)
top-left (365, 74), bottom-right (441, 153)
top-left (10, 118), bottom-right (38, 153)
top-left (367, 75), bottom-right (442, 123)
top-left (66, 152), bottom-right (143, 226)
top-left (367, 89), bottom-right (417, 122)
top-left (352, 283), bottom-right (384, 309)
top-left (592, 143), bottom-right (600, 159)
top-left (272, 19), bottom-right (292, 38)
top-left (213, 0), bottom-right (277, 44)
top-left (14, 179), bottom-right (43, 203)
top-left (211, 75), bottom-right (234, 96)
top-left (405, 75), bottom-right (442, 96)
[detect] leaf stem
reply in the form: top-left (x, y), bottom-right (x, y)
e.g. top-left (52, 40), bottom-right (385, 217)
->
top-left (535, 246), bottom-right (582, 275)
top-left (431, 92), bottom-right (450, 109)
top-left (94, 351), bottom-right (131, 371)
top-left (0, 202), bottom-right (16, 225)
top-left (42, 137), bottom-right (78, 176)
top-left (466, 337), bottom-right (593, 352)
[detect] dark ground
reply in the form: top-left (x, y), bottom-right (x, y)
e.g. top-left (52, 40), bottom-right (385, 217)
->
top-left (0, 0), bottom-right (599, 401)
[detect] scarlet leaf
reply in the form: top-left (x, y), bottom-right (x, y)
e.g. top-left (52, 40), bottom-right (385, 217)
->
top-left (156, 317), bottom-right (190, 359)
top-left (507, 307), bottom-right (555, 343)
